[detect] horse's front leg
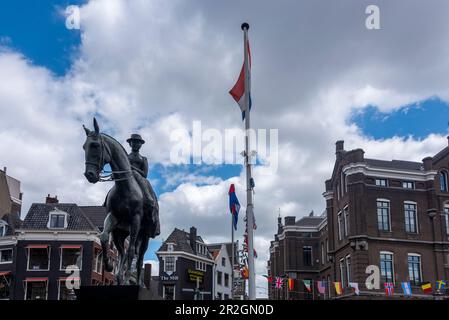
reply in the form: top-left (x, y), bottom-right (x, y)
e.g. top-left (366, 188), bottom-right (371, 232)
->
top-left (100, 213), bottom-right (116, 272)
top-left (124, 212), bottom-right (141, 284)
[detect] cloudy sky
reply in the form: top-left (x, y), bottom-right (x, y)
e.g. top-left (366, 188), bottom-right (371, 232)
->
top-left (1, 0), bottom-right (449, 297)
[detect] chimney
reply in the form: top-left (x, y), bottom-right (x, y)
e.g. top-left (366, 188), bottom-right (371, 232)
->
top-left (45, 194), bottom-right (59, 204)
top-left (422, 157), bottom-right (433, 171)
top-left (190, 226), bottom-right (197, 254)
top-left (3, 167), bottom-right (6, 173)
top-left (336, 140), bottom-right (344, 152)
top-left (143, 263), bottom-right (152, 289)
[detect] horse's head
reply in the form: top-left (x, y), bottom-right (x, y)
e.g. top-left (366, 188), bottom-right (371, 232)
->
top-left (82, 118), bottom-right (107, 183)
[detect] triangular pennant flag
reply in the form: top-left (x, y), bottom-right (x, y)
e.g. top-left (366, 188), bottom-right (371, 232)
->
top-left (334, 282), bottom-right (342, 295)
top-left (303, 280), bottom-right (312, 293)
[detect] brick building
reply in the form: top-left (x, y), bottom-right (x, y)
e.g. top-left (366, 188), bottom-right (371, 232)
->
top-left (268, 139), bottom-right (449, 299)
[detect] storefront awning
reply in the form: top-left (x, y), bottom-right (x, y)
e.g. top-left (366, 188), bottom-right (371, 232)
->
top-left (60, 245), bottom-right (82, 249)
top-left (25, 244), bottom-right (49, 249)
top-left (0, 271), bottom-right (11, 276)
top-left (24, 277), bottom-right (48, 282)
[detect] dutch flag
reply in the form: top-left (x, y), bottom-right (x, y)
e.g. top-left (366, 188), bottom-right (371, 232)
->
top-left (229, 39), bottom-right (251, 121)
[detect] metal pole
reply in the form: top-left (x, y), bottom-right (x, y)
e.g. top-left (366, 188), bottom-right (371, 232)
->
top-left (241, 22), bottom-right (256, 301)
top-left (231, 215), bottom-right (235, 300)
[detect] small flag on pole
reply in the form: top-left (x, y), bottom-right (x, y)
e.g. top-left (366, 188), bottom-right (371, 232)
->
top-left (384, 282), bottom-right (394, 296)
top-left (421, 282), bottom-right (432, 294)
top-left (317, 281), bottom-right (326, 295)
top-left (275, 277), bottom-right (283, 289)
top-left (334, 282), bottom-right (343, 295)
top-left (349, 282), bottom-right (360, 295)
top-left (262, 275), bottom-right (272, 283)
top-left (229, 37), bottom-right (252, 120)
top-left (228, 184), bottom-right (240, 230)
top-left (303, 280), bottom-right (312, 293)
top-left (401, 282), bottom-right (412, 296)
top-left (288, 278), bottom-right (294, 291)
top-left (436, 280), bottom-right (447, 292)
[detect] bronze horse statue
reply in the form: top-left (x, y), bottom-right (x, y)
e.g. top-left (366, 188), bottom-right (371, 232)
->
top-left (82, 118), bottom-right (159, 286)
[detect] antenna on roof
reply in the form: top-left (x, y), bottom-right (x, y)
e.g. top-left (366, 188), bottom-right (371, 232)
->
top-left (309, 210), bottom-right (314, 217)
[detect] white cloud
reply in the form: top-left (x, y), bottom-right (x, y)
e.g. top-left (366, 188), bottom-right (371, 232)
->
top-left (2, 0), bottom-right (449, 298)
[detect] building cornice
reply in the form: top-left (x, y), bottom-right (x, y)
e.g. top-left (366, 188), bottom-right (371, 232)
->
top-left (342, 162), bottom-right (437, 181)
top-left (157, 250), bottom-right (215, 264)
top-left (322, 191), bottom-right (334, 200)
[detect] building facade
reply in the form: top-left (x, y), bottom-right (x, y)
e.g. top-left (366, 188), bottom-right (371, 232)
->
top-left (157, 227), bottom-right (215, 300)
top-left (268, 139), bottom-right (449, 299)
top-left (5, 196), bottom-right (116, 300)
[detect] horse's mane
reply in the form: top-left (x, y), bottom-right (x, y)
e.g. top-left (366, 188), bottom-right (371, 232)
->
top-left (101, 133), bottom-right (130, 159)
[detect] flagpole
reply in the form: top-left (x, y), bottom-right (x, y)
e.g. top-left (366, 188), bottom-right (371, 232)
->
top-left (231, 215), bottom-right (235, 300)
top-left (241, 22), bottom-right (256, 301)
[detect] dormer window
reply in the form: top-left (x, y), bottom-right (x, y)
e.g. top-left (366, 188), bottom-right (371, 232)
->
top-left (47, 208), bottom-right (68, 229)
top-left (167, 243), bottom-right (174, 252)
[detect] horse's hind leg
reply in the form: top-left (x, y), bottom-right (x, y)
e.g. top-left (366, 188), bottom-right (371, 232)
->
top-left (135, 233), bottom-right (149, 287)
top-left (124, 213), bottom-right (141, 284)
top-left (100, 213), bottom-right (116, 272)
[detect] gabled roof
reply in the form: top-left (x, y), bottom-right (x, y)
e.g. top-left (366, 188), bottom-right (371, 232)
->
top-left (21, 203), bottom-right (98, 232)
top-left (1, 212), bottom-right (21, 236)
top-left (78, 206), bottom-right (108, 231)
top-left (206, 242), bottom-right (239, 265)
top-left (365, 158), bottom-right (423, 171)
top-left (433, 146), bottom-right (449, 164)
top-left (157, 228), bottom-right (205, 254)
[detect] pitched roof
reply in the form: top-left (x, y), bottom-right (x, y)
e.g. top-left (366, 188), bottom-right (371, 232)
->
top-left (1, 212), bottom-right (21, 236)
top-left (78, 206), bottom-right (108, 231)
top-left (365, 158), bottom-right (423, 171)
top-left (206, 242), bottom-right (239, 265)
top-left (157, 228), bottom-right (206, 254)
top-left (295, 216), bottom-right (325, 227)
top-left (21, 203), bottom-right (97, 232)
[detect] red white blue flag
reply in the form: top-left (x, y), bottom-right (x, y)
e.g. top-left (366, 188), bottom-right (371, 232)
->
top-left (229, 184), bottom-right (240, 230)
top-left (384, 282), bottom-right (394, 296)
top-left (229, 39), bottom-right (251, 121)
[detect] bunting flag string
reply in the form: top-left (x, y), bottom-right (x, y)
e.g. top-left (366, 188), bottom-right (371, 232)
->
top-left (267, 278), bottom-right (448, 296)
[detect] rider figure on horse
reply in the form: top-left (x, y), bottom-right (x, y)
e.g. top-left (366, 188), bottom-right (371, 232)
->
top-left (126, 134), bottom-right (160, 237)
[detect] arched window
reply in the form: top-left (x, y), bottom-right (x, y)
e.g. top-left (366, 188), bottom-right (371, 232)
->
top-left (440, 171), bottom-right (448, 192)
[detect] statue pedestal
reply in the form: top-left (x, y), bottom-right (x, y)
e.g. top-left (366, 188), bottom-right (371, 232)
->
top-left (75, 285), bottom-right (157, 300)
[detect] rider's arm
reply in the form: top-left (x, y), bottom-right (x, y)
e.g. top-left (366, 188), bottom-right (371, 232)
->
top-left (142, 157), bottom-right (149, 177)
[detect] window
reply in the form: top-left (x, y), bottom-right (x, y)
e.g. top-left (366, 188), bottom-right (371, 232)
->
top-left (445, 205), bottom-right (449, 236)
top-left (49, 213), bottom-right (66, 229)
top-left (339, 259), bottom-right (346, 287)
top-left (343, 206), bottom-right (349, 236)
top-left (321, 242), bottom-right (325, 265)
top-left (337, 211), bottom-right (343, 240)
top-left (27, 247), bottom-right (50, 271)
top-left (377, 200), bottom-right (390, 231)
top-left (167, 243), bottom-right (174, 252)
top-left (402, 181), bottom-right (415, 189)
top-left (375, 179), bottom-right (388, 187)
top-left (216, 292), bottom-right (222, 300)
top-left (303, 246), bottom-right (312, 266)
top-left (327, 275), bottom-right (331, 298)
top-left (380, 252), bottom-right (394, 283)
top-left (408, 254), bottom-right (422, 286)
top-left (58, 281), bottom-right (76, 300)
top-left (0, 222), bottom-right (5, 237)
top-left (60, 247), bottom-right (82, 270)
top-left (25, 280), bottom-right (48, 300)
top-left (404, 202), bottom-right (418, 233)
top-left (345, 255), bottom-right (351, 283)
top-left (94, 250), bottom-right (103, 274)
top-left (0, 274), bottom-right (10, 299)
top-left (326, 239), bottom-right (329, 262)
top-left (195, 261), bottom-right (206, 272)
top-left (224, 273), bottom-right (229, 287)
top-left (217, 271), bottom-right (223, 285)
top-left (0, 249), bottom-right (13, 263)
top-left (221, 257), bottom-right (226, 267)
top-left (440, 171), bottom-right (448, 192)
top-left (163, 284), bottom-right (175, 300)
top-left (165, 256), bottom-right (175, 272)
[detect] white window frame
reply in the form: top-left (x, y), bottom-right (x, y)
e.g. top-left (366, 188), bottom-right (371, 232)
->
top-left (444, 204), bottom-right (449, 236)
top-left (402, 181), bottom-right (415, 189)
top-left (58, 279), bottom-right (80, 300)
top-left (27, 247), bottom-right (51, 271)
top-left (375, 178), bottom-right (388, 187)
top-left (407, 253), bottom-right (422, 286)
top-left (440, 171), bottom-right (448, 192)
top-left (59, 247), bottom-right (83, 271)
top-left (164, 256), bottom-right (176, 273)
top-left (93, 251), bottom-right (103, 275)
top-left (162, 284), bottom-right (175, 300)
top-left (404, 201), bottom-right (418, 234)
top-left (379, 251), bottom-right (395, 284)
top-left (24, 280), bottom-right (48, 300)
top-left (337, 211), bottom-right (343, 240)
top-left (221, 257), bottom-right (226, 267)
top-left (343, 206), bottom-right (349, 236)
top-left (0, 248), bottom-right (13, 264)
top-left (345, 255), bottom-right (351, 283)
top-left (339, 258), bottom-right (345, 287)
top-left (0, 221), bottom-right (6, 237)
top-left (47, 209), bottom-right (68, 229)
top-left (303, 246), bottom-right (313, 266)
top-left (377, 199), bottom-right (391, 231)
top-left (195, 260), bottom-right (206, 272)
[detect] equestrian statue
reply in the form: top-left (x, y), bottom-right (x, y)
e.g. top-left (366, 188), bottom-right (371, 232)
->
top-left (82, 118), bottom-right (160, 286)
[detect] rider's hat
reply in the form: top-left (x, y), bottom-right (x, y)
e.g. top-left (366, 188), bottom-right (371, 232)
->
top-left (126, 133), bottom-right (145, 144)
